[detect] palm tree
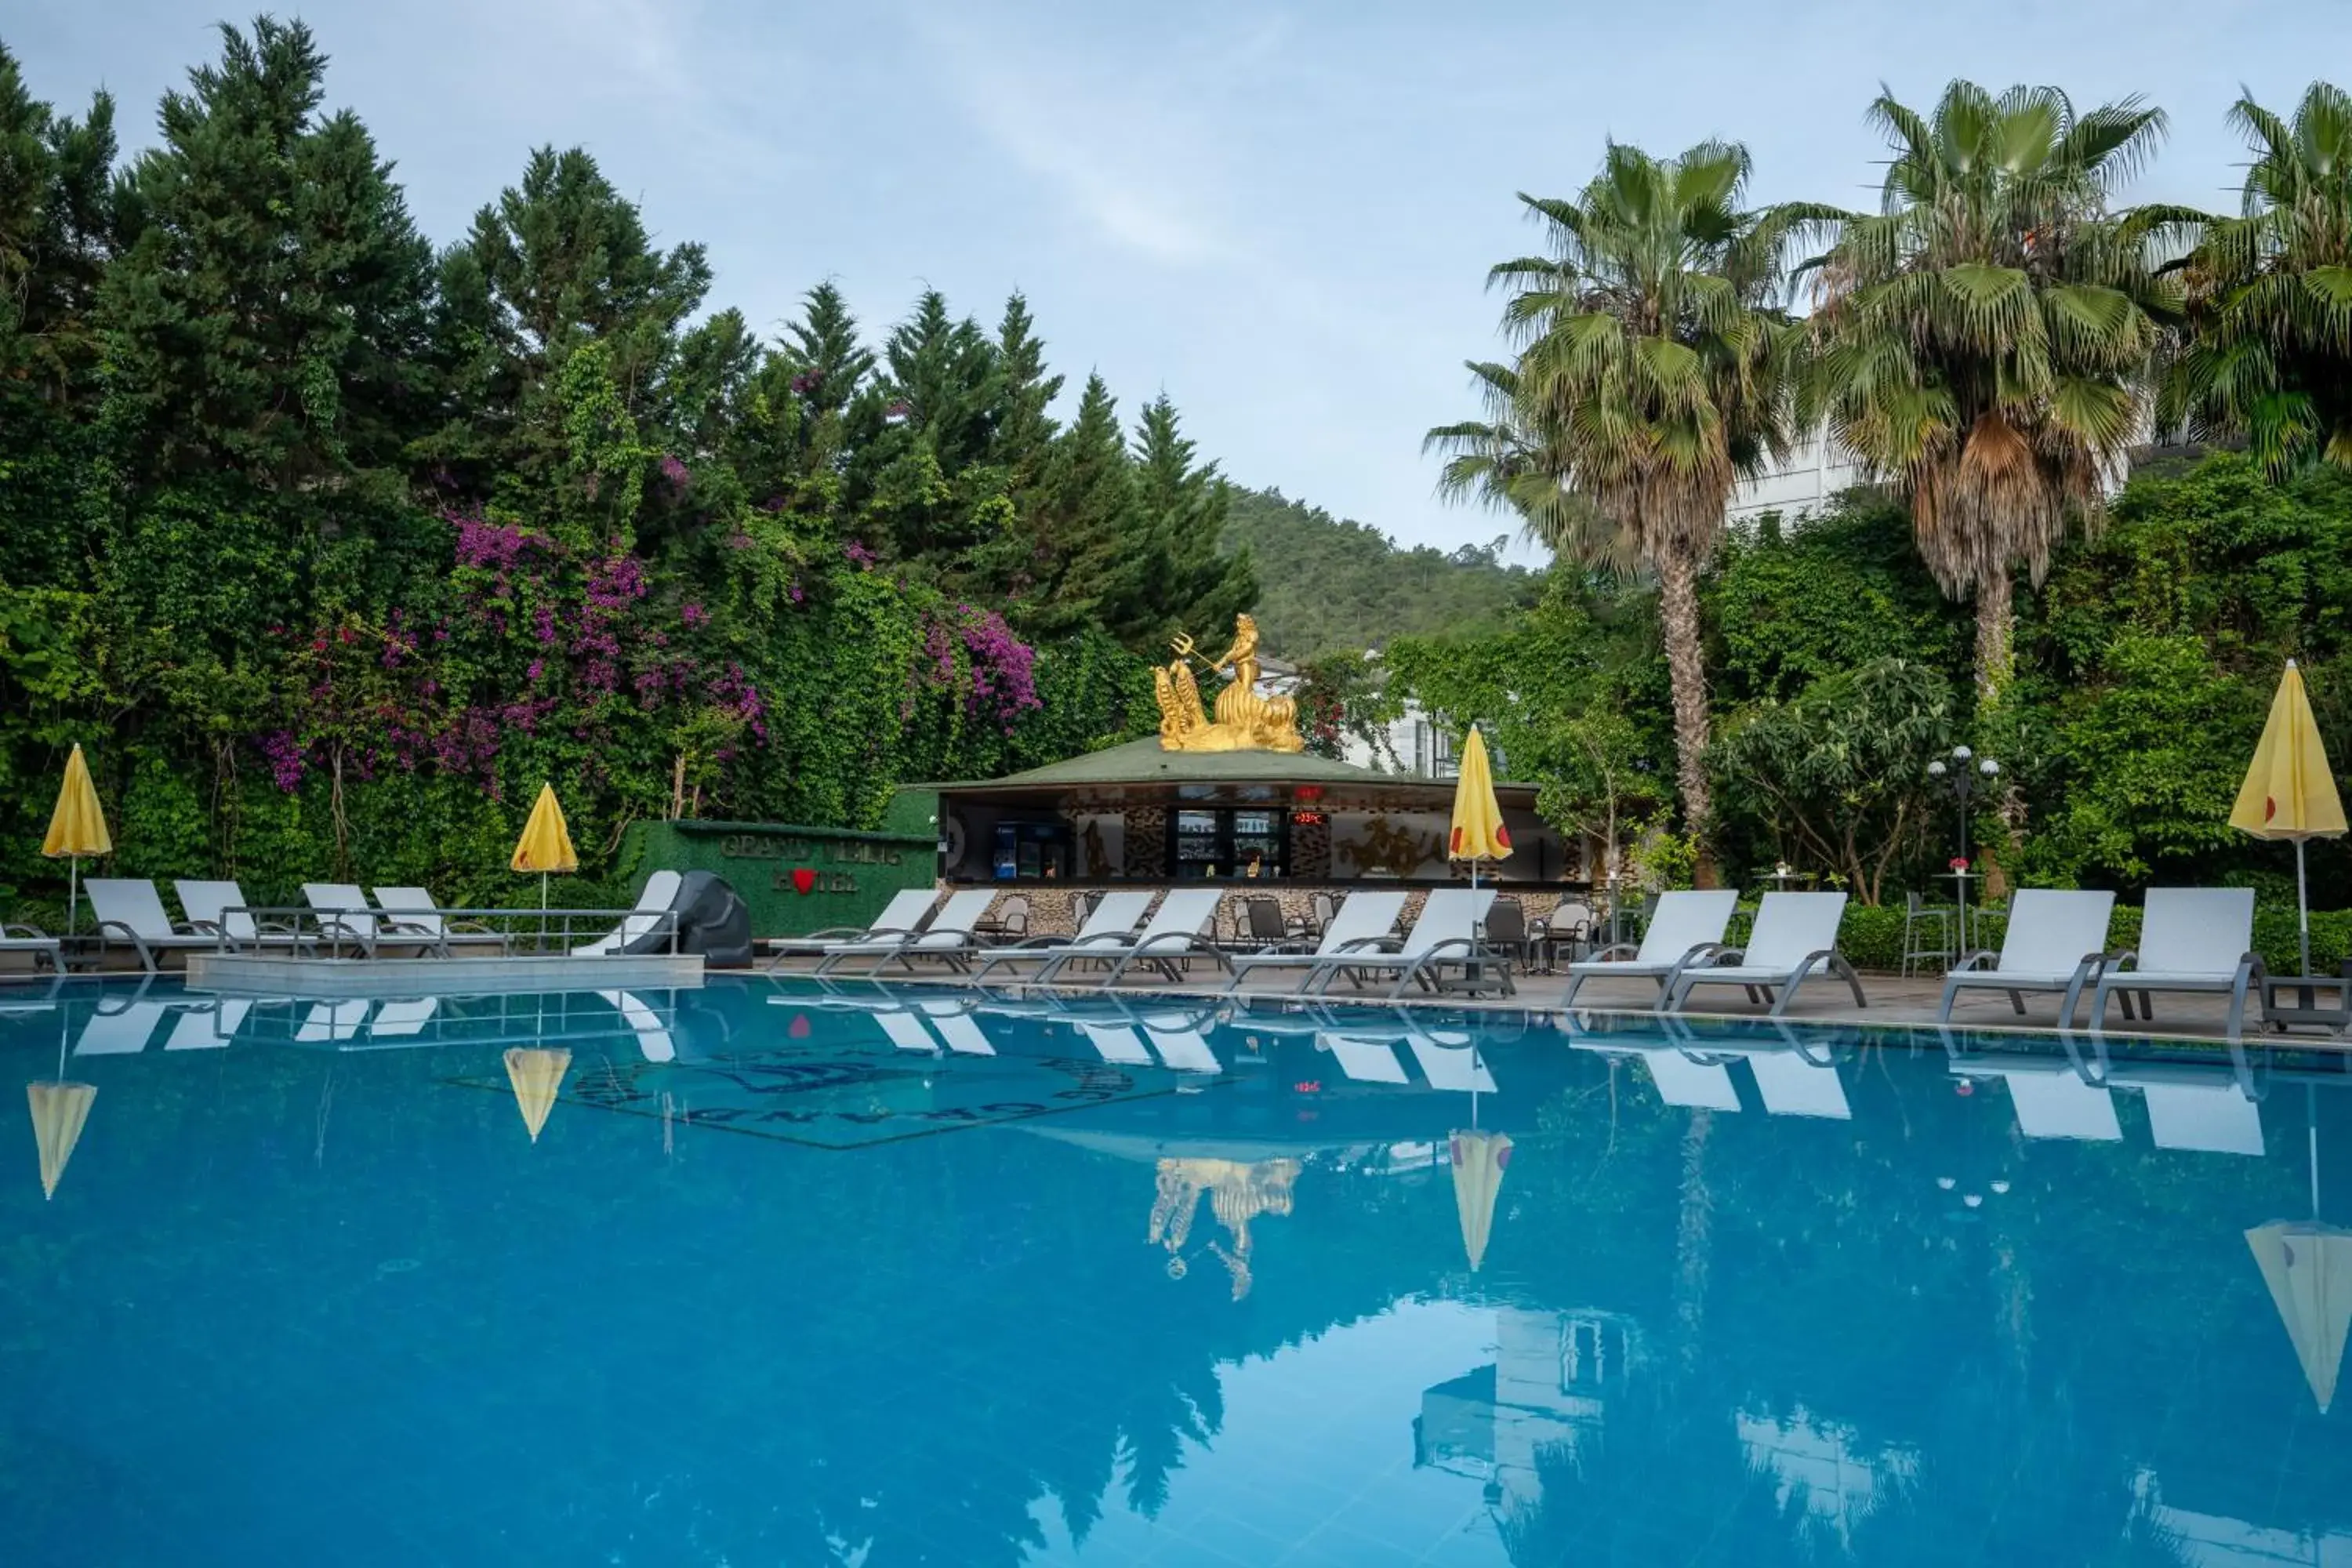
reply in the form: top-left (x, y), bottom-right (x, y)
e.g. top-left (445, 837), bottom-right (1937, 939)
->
top-left (1424, 358), bottom-right (1638, 572)
top-left (1806, 82), bottom-right (2171, 699)
top-left (2161, 82), bottom-right (2352, 474)
top-left (1437, 140), bottom-right (1823, 843)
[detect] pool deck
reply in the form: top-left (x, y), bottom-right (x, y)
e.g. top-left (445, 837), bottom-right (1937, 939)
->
top-left (762, 954), bottom-right (2349, 1050)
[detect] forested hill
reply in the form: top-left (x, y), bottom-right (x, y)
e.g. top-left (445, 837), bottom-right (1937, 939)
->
top-left (1219, 488), bottom-right (1540, 657)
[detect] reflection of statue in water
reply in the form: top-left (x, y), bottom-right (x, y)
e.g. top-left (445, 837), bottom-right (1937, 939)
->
top-left (1154, 613), bottom-right (1305, 753)
top-left (1148, 1156), bottom-right (1300, 1301)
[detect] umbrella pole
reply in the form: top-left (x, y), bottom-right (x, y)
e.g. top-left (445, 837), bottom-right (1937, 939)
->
top-left (539, 870), bottom-right (550, 954)
top-left (66, 854), bottom-right (78, 940)
top-left (2297, 838), bottom-right (2314, 978)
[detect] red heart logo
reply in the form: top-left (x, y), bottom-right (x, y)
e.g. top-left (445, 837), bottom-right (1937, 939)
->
top-left (790, 868), bottom-right (816, 895)
top-left (1495, 822), bottom-right (1512, 848)
top-left (787, 1013), bottom-right (811, 1039)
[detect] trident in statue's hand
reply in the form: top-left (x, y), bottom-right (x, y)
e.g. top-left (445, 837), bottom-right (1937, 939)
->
top-left (1169, 631), bottom-right (1196, 660)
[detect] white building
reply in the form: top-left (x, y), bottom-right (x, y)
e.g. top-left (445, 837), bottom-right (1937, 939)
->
top-left (1728, 432), bottom-right (1871, 525)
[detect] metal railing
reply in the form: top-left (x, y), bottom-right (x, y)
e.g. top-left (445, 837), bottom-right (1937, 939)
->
top-left (209, 905), bottom-right (684, 960)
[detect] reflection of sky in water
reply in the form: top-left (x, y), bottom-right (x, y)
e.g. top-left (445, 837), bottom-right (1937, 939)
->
top-left (2, 975), bottom-right (2349, 1566)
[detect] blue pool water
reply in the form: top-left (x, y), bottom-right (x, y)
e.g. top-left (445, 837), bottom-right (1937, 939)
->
top-left (3, 976), bottom-right (2350, 1566)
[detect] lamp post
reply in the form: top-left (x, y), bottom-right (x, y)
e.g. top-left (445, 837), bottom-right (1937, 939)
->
top-left (1927, 746), bottom-right (2001, 953)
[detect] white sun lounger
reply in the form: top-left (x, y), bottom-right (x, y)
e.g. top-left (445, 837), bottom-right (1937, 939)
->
top-left (175, 880), bottom-right (311, 959)
top-left (304, 882), bottom-right (445, 957)
top-left (1664, 892), bottom-right (1867, 1017)
top-left (1560, 890), bottom-right (1740, 1007)
top-left (816, 887), bottom-right (998, 975)
top-left (764, 888), bottom-right (942, 967)
top-left (1087, 889), bottom-right (1232, 987)
top-left (0, 924), bottom-right (63, 974)
top-left (970, 891), bottom-right (1156, 983)
top-left (1951, 1058), bottom-right (2122, 1141)
top-left (1223, 891), bottom-right (1410, 993)
top-left (572, 869), bottom-right (685, 956)
top-left (76, 998), bottom-right (170, 1054)
top-left (372, 888), bottom-right (510, 953)
top-left (1939, 889), bottom-right (2116, 1026)
top-left (1298, 889), bottom-right (1497, 998)
top-left (2089, 887), bottom-right (2264, 1040)
top-left (85, 879), bottom-right (219, 972)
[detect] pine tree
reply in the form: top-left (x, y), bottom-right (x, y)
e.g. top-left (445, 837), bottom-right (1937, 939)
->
top-left (1130, 394), bottom-right (1256, 646)
top-left (1018, 373), bottom-right (1147, 641)
top-left (0, 43), bottom-right (120, 393)
top-left (99, 18), bottom-right (434, 485)
top-left (434, 144), bottom-right (710, 487)
top-left (988, 292), bottom-right (1062, 489)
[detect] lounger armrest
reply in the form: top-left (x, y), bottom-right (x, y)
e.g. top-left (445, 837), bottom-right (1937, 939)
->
top-left (1700, 946), bottom-right (1748, 968)
top-left (1331, 935), bottom-right (1404, 955)
top-left (1, 922), bottom-right (54, 941)
top-left (1584, 942), bottom-right (1639, 964)
top-left (1950, 949), bottom-right (1998, 974)
top-left (95, 919), bottom-right (141, 944)
top-left (2104, 947), bottom-right (2139, 973)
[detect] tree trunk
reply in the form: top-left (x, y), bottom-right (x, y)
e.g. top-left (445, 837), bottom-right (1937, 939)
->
top-left (1653, 543), bottom-right (1715, 862)
top-left (1974, 569), bottom-right (2014, 701)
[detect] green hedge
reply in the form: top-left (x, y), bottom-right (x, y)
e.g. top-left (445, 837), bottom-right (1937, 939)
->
top-left (1828, 900), bottom-right (2352, 975)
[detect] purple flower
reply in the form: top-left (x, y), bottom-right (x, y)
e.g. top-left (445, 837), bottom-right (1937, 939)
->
top-left (681, 601), bottom-right (709, 629)
top-left (257, 731), bottom-right (305, 793)
top-left (844, 540), bottom-right (877, 569)
top-left (659, 454), bottom-right (691, 492)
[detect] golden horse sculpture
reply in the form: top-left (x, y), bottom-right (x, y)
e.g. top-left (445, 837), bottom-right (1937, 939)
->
top-left (1154, 613), bottom-right (1305, 753)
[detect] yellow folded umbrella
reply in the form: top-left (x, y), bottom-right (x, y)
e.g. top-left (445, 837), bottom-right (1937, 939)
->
top-left (1447, 726), bottom-right (1512, 889)
top-left (41, 742), bottom-right (112, 937)
top-left (1450, 1130), bottom-right (1512, 1272)
top-left (503, 1047), bottom-right (571, 1143)
top-left (2246, 1221), bottom-right (2352, 1414)
top-left (28, 1080), bottom-right (96, 1200)
top-left (510, 782), bottom-right (579, 913)
top-left (2230, 661), bottom-right (2347, 975)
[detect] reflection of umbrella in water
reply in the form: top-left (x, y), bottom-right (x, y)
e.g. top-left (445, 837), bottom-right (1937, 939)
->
top-left (28, 1080), bottom-right (96, 1200)
top-left (1450, 1130), bottom-right (1512, 1272)
top-left (503, 1047), bottom-right (571, 1142)
top-left (2246, 1221), bottom-right (2351, 1414)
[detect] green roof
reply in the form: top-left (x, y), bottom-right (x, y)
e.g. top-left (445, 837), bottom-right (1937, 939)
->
top-left (927, 738), bottom-right (1534, 797)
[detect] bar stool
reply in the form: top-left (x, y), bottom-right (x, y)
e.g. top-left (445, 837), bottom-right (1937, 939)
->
top-left (1902, 891), bottom-right (1953, 976)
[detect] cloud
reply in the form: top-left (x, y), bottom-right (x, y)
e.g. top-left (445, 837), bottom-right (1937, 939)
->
top-left (914, 16), bottom-right (1240, 267)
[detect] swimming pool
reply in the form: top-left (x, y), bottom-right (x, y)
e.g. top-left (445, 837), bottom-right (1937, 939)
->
top-left (5, 975), bottom-right (2348, 1565)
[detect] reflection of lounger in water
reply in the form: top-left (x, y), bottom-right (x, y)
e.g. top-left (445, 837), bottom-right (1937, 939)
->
top-left (77, 999), bottom-right (170, 1055)
top-left (599, 989), bottom-right (676, 1063)
top-left (1949, 1058), bottom-right (2122, 1142)
top-left (1657, 1017), bottom-right (1853, 1120)
top-left (1316, 1034), bottom-right (1409, 1083)
top-left (165, 999), bottom-right (252, 1051)
top-left (1568, 1034), bottom-right (1740, 1112)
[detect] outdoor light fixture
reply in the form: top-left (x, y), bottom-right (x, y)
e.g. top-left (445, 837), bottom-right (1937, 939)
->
top-left (1928, 744), bottom-right (2002, 949)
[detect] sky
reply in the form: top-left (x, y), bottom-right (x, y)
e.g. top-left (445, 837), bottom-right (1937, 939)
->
top-left (12, 0), bottom-right (2352, 553)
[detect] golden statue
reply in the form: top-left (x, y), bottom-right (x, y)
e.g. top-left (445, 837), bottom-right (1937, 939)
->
top-left (1154, 613), bottom-right (1305, 753)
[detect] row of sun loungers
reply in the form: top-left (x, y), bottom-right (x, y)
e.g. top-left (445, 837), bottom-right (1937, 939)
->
top-left (781, 885), bottom-right (1512, 998)
top-left (49, 876), bottom-right (684, 971)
